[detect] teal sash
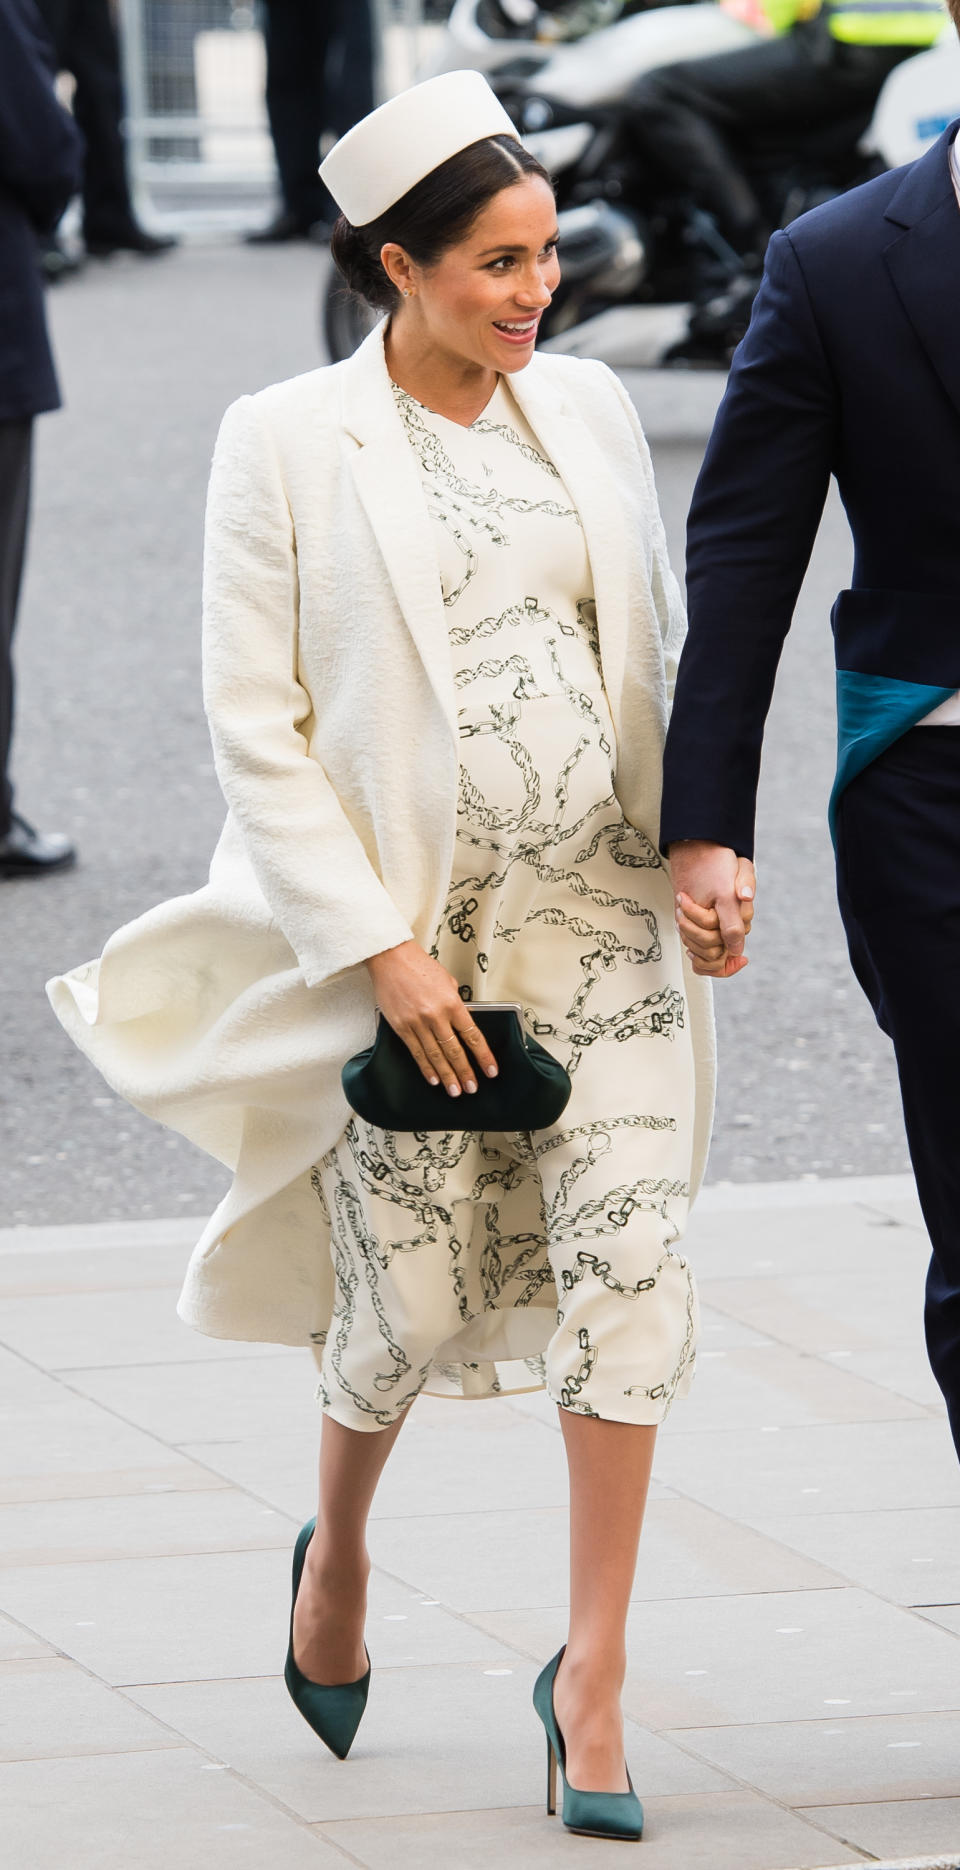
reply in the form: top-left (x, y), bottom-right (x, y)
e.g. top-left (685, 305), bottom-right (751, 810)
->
top-left (830, 668), bottom-right (955, 843)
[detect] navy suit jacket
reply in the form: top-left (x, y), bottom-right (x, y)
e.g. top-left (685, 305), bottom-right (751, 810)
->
top-left (0, 0), bottom-right (83, 422)
top-left (660, 121), bottom-right (960, 861)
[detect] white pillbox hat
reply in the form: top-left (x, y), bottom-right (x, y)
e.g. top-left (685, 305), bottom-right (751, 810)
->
top-left (319, 70), bottom-right (521, 228)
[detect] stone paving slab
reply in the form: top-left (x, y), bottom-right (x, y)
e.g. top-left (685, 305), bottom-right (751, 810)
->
top-left (4, 1174), bottom-right (960, 1869)
top-left (794, 1860), bottom-right (960, 1870)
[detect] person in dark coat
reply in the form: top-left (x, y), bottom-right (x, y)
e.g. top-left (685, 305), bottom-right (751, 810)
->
top-left (659, 9), bottom-right (960, 1453)
top-left (37, 0), bottom-right (175, 256)
top-left (0, 0), bottom-right (83, 875)
top-left (247, 0), bottom-right (376, 243)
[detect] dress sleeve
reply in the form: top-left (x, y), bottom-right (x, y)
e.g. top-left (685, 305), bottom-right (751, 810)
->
top-left (599, 363), bottom-right (688, 706)
top-left (202, 394), bottom-right (415, 988)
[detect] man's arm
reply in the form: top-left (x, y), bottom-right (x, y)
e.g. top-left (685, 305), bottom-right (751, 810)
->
top-left (0, 0), bottom-right (84, 234)
top-left (661, 225), bottom-right (838, 865)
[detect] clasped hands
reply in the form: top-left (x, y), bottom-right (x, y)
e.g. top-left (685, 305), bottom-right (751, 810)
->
top-left (668, 839), bottom-right (756, 979)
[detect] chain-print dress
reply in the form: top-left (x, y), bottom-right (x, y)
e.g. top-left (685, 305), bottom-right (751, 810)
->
top-left (313, 375), bottom-right (698, 1430)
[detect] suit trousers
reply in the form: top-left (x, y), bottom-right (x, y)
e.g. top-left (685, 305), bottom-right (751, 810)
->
top-left (836, 728), bottom-right (960, 1456)
top-left (0, 420), bottom-right (33, 837)
top-left (37, 0), bottom-right (132, 240)
top-left (629, 32), bottom-right (911, 253)
top-left (262, 0), bottom-right (374, 228)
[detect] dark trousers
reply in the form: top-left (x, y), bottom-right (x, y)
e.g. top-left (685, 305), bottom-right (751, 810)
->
top-left (836, 728), bottom-right (960, 1458)
top-left (38, 0), bottom-right (133, 240)
top-left (262, 0), bottom-right (375, 227)
top-left (0, 421), bottom-right (33, 839)
top-left (630, 31), bottom-right (911, 253)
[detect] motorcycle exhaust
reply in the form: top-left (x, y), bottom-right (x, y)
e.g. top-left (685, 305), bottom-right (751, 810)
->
top-left (547, 200), bottom-right (647, 333)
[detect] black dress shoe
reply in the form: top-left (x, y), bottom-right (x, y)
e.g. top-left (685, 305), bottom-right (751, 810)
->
top-left (85, 224), bottom-right (178, 257)
top-left (0, 814), bottom-right (76, 877)
top-left (39, 235), bottom-right (84, 283)
top-left (245, 210), bottom-right (323, 245)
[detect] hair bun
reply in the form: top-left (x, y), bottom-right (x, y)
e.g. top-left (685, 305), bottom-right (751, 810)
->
top-left (330, 216), bottom-right (395, 312)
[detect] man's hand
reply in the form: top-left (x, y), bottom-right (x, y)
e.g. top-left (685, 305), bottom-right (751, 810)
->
top-left (667, 840), bottom-right (756, 979)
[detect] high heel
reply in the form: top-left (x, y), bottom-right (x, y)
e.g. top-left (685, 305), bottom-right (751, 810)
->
top-left (283, 1517), bottom-right (370, 1759)
top-left (533, 1647), bottom-right (644, 1842)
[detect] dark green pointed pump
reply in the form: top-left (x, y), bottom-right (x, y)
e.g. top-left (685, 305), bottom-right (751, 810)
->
top-left (533, 1647), bottom-right (644, 1842)
top-left (283, 1518), bottom-right (371, 1759)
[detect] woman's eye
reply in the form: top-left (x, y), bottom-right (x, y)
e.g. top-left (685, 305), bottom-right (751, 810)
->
top-left (487, 242), bottom-right (558, 272)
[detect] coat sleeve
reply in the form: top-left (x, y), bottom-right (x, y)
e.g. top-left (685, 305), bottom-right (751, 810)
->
top-left (202, 394), bottom-right (416, 989)
top-left (602, 363), bottom-right (687, 704)
top-left (0, 0), bottom-right (83, 233)
top-left (659, 228), bottom-right (837, 859)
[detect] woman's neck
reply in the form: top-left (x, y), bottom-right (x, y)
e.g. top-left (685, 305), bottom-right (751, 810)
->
top-left (384, 318), bottom-right (498, 428)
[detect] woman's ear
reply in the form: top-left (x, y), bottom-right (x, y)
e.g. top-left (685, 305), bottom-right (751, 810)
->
top-left (380, 243), bottom-right (416, 299)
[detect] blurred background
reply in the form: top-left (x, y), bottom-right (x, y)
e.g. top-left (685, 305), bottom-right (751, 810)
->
top-left (4, 0), bottom-right (959, 1227)
top-left (105, 1), bottom-right (440, 237)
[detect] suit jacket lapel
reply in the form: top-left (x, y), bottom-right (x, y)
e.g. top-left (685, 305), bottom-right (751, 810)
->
top-left (508, 361), bottom-right (631, 739)
top-left (883, 125), bottom-right (960, 424)
top-left (339, 325), bottom-right (458, 737)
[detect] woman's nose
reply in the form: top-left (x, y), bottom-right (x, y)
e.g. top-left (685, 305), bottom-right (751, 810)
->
top-left (516, 271), bottom-right (553, 308)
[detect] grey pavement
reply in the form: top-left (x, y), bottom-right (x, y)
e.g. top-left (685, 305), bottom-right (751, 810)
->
top-left (3, 1174), bottom-right (960, 1869)
top-left (2, 239), bottom-right (906, 1227)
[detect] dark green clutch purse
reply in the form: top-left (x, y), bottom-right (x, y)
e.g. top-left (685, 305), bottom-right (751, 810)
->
top-left (342, 1003), bottom-right (572, 1132)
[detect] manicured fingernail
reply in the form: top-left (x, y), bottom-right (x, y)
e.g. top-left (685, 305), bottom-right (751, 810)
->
top-left (448, 1082), bottom-right (461, 1096)
top-left (465, 1079), bottom-right (477, 1094)
top-left (486, 1064), bottom-right (498, 1077)
top-left (428, 1075), bottom-right (440, 1086)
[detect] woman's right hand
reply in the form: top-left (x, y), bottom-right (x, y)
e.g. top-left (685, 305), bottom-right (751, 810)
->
top-left (364, 941), bottom-right (499, 1098)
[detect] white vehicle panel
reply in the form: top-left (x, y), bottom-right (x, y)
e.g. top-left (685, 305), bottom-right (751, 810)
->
top-left (866, 34), bottom-right (960, 168)
top-left (529, 4), bottom-right (757, 107)
top-left (522, 122), bottom-right (595, 172)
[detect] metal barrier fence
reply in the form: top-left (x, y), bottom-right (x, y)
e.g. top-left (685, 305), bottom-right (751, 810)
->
top-left (118, 0), bottom-right (442, 231)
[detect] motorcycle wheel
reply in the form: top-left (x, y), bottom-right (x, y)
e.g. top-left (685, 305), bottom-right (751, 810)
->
top-left (323, 271), bottom-right (378, 362)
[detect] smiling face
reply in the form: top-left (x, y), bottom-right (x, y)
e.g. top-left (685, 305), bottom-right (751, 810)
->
top-left (381, 175), bottom-right (561, 374)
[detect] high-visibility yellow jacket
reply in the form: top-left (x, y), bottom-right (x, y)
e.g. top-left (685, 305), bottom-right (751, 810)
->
top-left (727, 0), bottom-right (949, 45)
top-left (827, 0), bottom-right (948, 45)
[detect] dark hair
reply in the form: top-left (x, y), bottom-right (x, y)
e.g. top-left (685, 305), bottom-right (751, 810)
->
top-left (330, 134), bottom-right (553, 313)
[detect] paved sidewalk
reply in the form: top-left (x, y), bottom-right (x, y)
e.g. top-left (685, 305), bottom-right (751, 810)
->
top-left (3, 1175), bottom-right (960, 1869)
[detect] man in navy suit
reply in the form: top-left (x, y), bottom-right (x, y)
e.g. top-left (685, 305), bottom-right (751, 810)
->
top-left (0, 0), bottom-right (83, 875)
top-left (660, 11), bottom-right (960, 1452)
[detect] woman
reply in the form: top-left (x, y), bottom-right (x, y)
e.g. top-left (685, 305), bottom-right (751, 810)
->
top-left (49, 70), bottom-right (717, 1842)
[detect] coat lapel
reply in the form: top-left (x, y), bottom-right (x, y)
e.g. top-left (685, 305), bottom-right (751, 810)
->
top-left (338, 324), bottom-right (457, 736)
top-left (883, 124), bottom-right (960, 425)
top-left (508, 360), bottom-right (631, 739)
top-left (337, 333), bottom-right (634, 747)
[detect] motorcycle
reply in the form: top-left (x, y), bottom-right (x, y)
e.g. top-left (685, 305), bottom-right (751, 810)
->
top-left (322, 1), bottom-right (960, 366)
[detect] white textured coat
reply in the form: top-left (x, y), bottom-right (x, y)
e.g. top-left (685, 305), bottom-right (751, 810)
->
top-left (47, 325), bottom-right (715, 1346)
